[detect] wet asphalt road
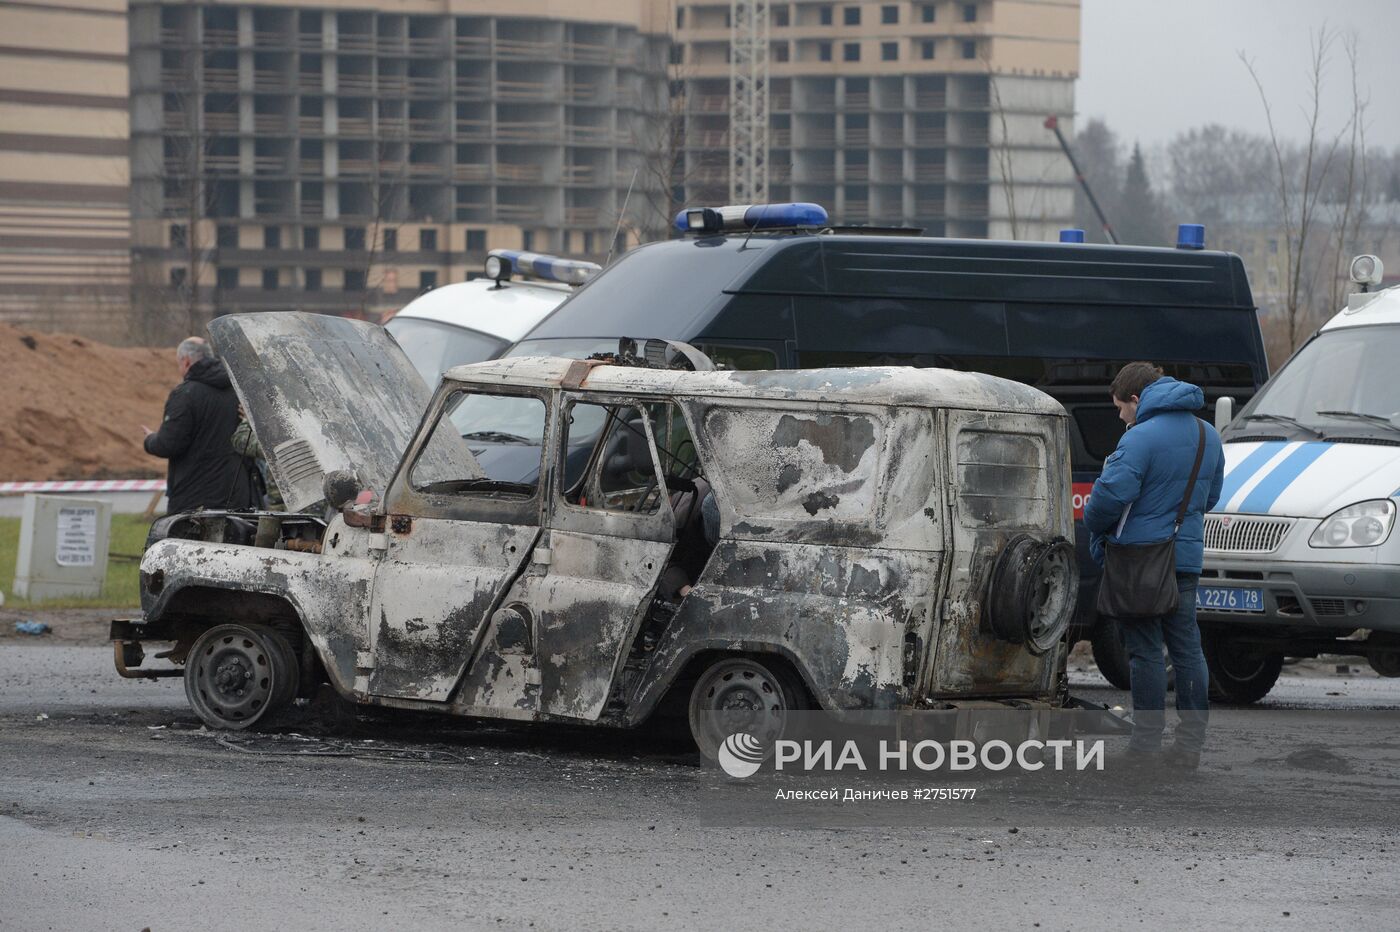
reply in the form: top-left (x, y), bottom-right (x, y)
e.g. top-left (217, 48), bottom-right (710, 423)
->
top-left (2, 644), bottom-right (1399, 931)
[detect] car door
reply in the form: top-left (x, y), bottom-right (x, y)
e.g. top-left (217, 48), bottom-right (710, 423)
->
top-left (927, 408), bottom-right (1067, 696)
top-left (365, 386), bottom-right (549, 702)
top-left (473, 393), bottom-right (677, 723)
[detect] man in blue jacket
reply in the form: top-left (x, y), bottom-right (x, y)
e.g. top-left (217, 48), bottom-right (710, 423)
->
top-left (1084, 362), bottom-right (1225, 770)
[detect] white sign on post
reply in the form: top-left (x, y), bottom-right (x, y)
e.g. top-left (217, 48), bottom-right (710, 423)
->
top-left (56, 506), bottom-right (99, 567)
top-left (14, 494), bottom-right (111, 600)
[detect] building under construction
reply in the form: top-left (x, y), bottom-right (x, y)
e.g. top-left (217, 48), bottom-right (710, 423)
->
top-left (6, 0), bottom-right (1081, 334)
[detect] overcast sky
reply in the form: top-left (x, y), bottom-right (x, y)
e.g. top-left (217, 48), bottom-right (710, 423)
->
top-left (1077, 0), bottom-right (1400, 151)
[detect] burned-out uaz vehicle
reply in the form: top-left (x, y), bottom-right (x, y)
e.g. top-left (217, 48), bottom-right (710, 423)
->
top-left (113, 314), bottom-right (1076, 754)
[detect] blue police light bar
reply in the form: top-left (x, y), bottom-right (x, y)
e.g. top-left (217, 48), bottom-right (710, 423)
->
top-left (1176, 223), bottom-right (1206, 250)
top-left (485, 249), bottom-right (602, 286)
top-left (673, 202), bottom-right (829, 234)
top-left (1059, 228), bottom-right (1085, 244)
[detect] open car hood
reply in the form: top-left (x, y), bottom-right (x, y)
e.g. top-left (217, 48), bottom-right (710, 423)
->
top-left (210, 312), bottom-right (473, 513)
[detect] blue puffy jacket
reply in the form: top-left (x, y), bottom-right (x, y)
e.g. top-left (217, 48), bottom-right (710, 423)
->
top-left (1083, 377), bottom-right (1225, 574)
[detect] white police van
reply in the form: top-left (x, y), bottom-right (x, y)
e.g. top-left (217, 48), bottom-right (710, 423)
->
top-left (385, 250), bottom-right (599, 382)
top-left (1199, 255), bottom-right (1400, 701)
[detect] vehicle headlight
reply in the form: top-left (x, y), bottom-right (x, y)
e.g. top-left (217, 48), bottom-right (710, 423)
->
top-left (1309, 500), bottom-right (1396, 548)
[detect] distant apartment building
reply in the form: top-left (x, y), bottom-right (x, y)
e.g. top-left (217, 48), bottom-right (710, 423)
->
top-left (127, 0), bottom-right (672, 324)
top-left (0, 0), bottom-right (131, 341)
top-left (7, 0), bottom-right (1080, 335)
top-left (674, 0), bottom-right (1080, 240)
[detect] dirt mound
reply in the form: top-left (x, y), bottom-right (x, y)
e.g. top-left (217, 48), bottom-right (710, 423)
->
top-left (0, 324), bottom-right (174, 481)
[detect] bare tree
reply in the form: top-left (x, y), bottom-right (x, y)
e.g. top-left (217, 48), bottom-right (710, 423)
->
top-left (618, 83), bottom-right (688, 245)
top-left (979, 53), bottom-right (1018, 239)
top-left (1323, 33), bottom-right (1370, 313)
top-left (1165, 124), bottom-right (1274, 225)
top-left (350, 134), bottom-right (407, 318)
top-left (130, 44), bottom-right (234, 344)
top-left (1240, 25), bottom-right (1355, 350)
top-left (614, 19), bottom-right (701, 248)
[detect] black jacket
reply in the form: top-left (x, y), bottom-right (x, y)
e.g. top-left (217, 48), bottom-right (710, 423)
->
top-left (144, 358), bottom-right (258, 513)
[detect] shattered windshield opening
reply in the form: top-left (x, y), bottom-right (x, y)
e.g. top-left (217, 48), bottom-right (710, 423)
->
top-left (411, 391), bottom-right (546, 496)
top-left (1234, 325), bottom-right (1400, 441)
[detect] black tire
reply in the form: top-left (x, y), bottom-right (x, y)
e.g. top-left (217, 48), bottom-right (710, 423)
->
top-left (1089, 617), bottom-right (1133, 690)
top-left (1370, 651), bottom-right (1400, 678)
top-left (687, 656), bottom-right (809, 761)
top-left (1201, 629), bottom-right (1283, 704)
top-left (260, 626), bottom-right (301, 714)
top-left (185, 623), bottom-right (300, 730)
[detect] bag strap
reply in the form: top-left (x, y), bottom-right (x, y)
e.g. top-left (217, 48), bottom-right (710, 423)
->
top-left (1173, 418), bottom-right (1207, 533)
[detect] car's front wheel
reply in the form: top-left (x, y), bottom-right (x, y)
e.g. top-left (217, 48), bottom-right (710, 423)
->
top-left (185, 624), bottom-right (300, 730)
top-left (1201, 628), bottom-right (1283, 704)
top-left (687, 657), bottom-right (808, 761)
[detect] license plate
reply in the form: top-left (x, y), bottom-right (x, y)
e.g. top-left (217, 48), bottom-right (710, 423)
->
top-left (1196, 586), bottom-right (1264, 612)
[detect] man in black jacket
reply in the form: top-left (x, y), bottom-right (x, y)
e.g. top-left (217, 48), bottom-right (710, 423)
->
top-left (143, 337), bottom-right (258, 513)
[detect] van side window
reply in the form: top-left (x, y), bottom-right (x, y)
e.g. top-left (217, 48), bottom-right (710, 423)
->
top-left (695, 344), bottom-right (779, 371)
top-left (409, 391), bottom-right (546, 497)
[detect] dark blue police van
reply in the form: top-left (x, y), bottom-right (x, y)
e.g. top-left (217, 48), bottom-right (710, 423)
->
top-left (503, 203), bottom-right (1269, 686)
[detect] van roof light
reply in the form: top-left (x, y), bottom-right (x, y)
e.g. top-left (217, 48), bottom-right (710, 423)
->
top-left (1059, 228), bottom-right (1085, 244)
top-left (485, 249), bottom-right (601, 286)
top-left (673, 202), bottom-right (829, 234)
top-left (1176, 223), bottom-right (1206, 250)
top-left (1349, 254), bottom-right (1383, 287)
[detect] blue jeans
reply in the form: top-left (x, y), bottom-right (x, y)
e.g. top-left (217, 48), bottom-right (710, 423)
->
top-left (1118, 573), bottom-right (1210, 753)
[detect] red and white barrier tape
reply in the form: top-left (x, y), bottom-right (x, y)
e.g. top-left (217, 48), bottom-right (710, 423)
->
top-left (0, 479), bottom-right (166, 494)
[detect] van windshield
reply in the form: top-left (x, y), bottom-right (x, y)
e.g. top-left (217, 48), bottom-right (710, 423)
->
top-left (1238, 324), bottom-right (1400, 438)
top-left (386, 317), bottom-right (509, 384)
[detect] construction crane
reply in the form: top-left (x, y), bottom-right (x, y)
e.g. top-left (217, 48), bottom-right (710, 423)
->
top-left (1044, 115), bottom-right (1118, 245)
top-left (729, 0), bottom-right (769, 203)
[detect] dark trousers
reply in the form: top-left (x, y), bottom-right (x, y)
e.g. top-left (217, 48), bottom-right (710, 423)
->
top-left (1118, 573), bottom-right (1210, 753)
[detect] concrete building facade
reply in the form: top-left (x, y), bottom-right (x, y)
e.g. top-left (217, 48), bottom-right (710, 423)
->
top-left (0, 0), bottom-right (131, 341)
top-left (7, 0), bottom-right (1079, 337)
top-left (674, 0), bottom-right (1080, 240)
top-left (127, 0), bottom-right (672, 328)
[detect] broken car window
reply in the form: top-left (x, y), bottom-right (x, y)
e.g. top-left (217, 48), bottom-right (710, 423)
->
top-left (410, 391), bottom-right (546, 497)
top-left (563, 401), bottom-right (665, 514)
top-left (701, 405), bottom-right (883, 525)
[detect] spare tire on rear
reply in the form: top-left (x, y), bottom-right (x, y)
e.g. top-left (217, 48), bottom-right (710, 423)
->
top-left (986, 535), bottom-right (1077, 655)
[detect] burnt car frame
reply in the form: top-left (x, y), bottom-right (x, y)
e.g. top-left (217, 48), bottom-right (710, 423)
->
top-left (113, 313), bottom-right (1077, 755)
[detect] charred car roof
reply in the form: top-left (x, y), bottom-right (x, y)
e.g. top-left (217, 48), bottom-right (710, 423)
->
top-left (444, 355), bottom-right (1066, 417)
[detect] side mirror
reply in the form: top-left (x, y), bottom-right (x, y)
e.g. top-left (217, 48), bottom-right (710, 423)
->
top-left (1214, 396), bottom-right (1235, 432)
top-left (323, 469), bottom-right (362, 511)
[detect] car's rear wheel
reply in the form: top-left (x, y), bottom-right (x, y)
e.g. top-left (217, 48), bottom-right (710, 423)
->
top-left (185, 623), bottom-right (300, 730)
top-left (1089, 617), bottom-right (1133, 690)
top-left (1201, 629), bottom-right (1283, 704)
top-left (687, 657), bottom-right (808, 761)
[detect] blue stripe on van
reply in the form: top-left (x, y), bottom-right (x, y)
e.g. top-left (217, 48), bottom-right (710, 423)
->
top-left (1237, 442), bottom-right (1332, 514)
top-left (1216, 441), bottom-right (1286, 509)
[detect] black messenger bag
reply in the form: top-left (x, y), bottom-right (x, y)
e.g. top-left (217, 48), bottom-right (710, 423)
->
top-left (1095, 419), bottom-right (1207, 621)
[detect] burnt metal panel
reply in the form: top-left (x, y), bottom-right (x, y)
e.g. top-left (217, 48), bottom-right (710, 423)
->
top-left (209, 313), bottom-right (446, 513)
top-left (140, 520), bottom-right (380, 696)
top-left (624, 539), bottom-right (944, 721)
top-left (367, 517), bottom-right (537, 701)
top-left (926, 409), bottom-right (1074, 698)
top-left (680, 399), bottom-right (945, 553)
